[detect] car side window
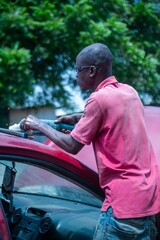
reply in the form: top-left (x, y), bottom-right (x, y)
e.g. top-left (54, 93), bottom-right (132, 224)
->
top-left (0, 160), bottom-right (101, 207)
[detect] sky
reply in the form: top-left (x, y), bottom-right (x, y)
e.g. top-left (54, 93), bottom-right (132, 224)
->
top-left (55, 85), bottom-right (85, 116)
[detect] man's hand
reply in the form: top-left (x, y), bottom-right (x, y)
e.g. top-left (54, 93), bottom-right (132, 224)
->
top-left (55, 114), bottom-right (82, 125)
top-left (21, 115), bottom-right (43, 131)
top-left (20, 114), bottom-right (84, 154)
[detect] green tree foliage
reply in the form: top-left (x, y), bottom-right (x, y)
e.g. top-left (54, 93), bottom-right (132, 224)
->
top-left (0, 0), bottom-right (159, 111)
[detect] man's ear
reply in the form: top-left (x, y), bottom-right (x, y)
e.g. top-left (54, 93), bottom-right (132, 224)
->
top-left (90, 66), bottom-right (97, 77)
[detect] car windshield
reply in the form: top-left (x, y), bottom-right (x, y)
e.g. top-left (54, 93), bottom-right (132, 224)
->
top-left (0, 161), bottom-right (102, 207)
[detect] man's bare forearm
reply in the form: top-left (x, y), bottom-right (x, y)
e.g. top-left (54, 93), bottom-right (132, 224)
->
top-left (39, 122), bottom-right (84, 154)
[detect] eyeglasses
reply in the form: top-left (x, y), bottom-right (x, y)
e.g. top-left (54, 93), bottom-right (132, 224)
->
top-left (75, 65), bottom-right (101, 72)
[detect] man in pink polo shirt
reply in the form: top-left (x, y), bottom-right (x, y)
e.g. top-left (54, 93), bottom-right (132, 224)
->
top-left (22, 43), bottom-right (160, 239)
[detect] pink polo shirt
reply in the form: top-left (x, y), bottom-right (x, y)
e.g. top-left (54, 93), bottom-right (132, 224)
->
top-left (71, 76), bottom-right (160, 219)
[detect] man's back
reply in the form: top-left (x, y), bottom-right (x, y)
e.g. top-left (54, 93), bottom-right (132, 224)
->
top-left (71, 76), bottom-right (160, 219)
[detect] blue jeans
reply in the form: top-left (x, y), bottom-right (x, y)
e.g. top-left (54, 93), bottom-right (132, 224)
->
top-left (93, 207), bottom-right (157, 240)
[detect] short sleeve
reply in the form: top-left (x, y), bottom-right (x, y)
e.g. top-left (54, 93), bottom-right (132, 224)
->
top-left (71, 96), bottom-right (103, 145)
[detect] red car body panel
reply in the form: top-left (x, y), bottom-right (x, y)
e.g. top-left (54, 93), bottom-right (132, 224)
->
top-left (0, 201), bottom-right (11, 240)
top-left (144, 106), bottom-right (160, 164)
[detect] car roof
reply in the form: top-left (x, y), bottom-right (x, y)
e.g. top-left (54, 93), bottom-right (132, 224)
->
top-left (144, 106), bottom-right (160, 165)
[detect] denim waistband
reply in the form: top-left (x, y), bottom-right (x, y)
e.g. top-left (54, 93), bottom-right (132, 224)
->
top-left (105, 207), bottom-right (156, 221)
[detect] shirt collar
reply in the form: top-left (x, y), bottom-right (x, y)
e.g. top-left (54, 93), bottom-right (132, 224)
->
top-left (95, 76), bottom-right (118, 92)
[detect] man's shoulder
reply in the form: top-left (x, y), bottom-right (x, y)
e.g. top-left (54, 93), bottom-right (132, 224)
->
top-left (87, 82), bottom-right (139, 109)
top-left (91, 85), bottom-right (115, 99)
top-left (86, 89), bottom-right (112, 108)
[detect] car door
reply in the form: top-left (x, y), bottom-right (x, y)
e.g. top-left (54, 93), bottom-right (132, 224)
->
top-left (0, 199), bottom-right (11, 240)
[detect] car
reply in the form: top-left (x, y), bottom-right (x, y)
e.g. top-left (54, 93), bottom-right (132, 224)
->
top-left (0, 106), bottom-right (160, 240)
